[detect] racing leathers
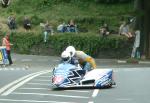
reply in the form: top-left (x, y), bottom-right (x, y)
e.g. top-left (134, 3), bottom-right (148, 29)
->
top-left (75, 51), bottom-right (96, 71)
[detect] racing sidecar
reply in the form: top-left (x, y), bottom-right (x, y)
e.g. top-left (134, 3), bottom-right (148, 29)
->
top-left (52, 62), bottom-right (115, 88)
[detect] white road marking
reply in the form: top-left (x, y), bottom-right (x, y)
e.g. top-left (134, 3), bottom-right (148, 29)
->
top-left (139, 61), bottom-right (150, 64)
top-left (27, 83), bottom-right (50, 86)
top-left (116, 98), bottom-right (132, 101)
top-left (12, 92), bottom-right (89, 99)
top-left (4, 68), bottom-right (8, 70)
top-left (10, 68), bottom-right (15, 70)
top-left (16, 68), bottom-right (21, 70)
top-left (92, 89), bottom-right (99, 98)
top-left (117, 60), bottom-right (127, 63)
top-left (33, 79), bottom-right (50, 82)
top-left (19, 87), bottom-right (48, 90)
top-left (65, 90), bottom-right (90, 93)
top-left (88, 102), bottom-right (94, 103)
top-left (21, 59), bottom-right (32, 62)
top-left (0, 98), bottom-right (76, 103)
top-left (0, 71), bottom-right (48, 95)
top-left (123, 69), bottom-right (134, 72)
top-left (37, 59), bottom-right (47, 62)
top-left (0, 67), bottom-right (27, 71)
top-left (112, 67), bottom-right (150, 73)
top-left (38, 76), bottom-right (51, 78)
top-left (53, 60), bottom-right (60, 62)
top-left (1, 70), bottom-right (51, 96)
top-left (97, 67), bottom-right (150, 70)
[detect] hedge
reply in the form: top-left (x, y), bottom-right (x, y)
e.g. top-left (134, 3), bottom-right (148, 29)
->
top-left (9, 32), bottom-right (133, 58)
top-left (95, 0), bottom-right (134, 4)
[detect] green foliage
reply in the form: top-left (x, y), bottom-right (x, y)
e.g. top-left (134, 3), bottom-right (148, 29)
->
top-left (0, 0), bottom-right (134, 58)
top-left (35, 0), bottom-right (52, 10)
top-left (9, 32), bottom-right (131, 57)
top-left (10, 32), bottom-right (43, 54)
top-left (0, 0), bottom-right (134, 34)
top-left (95, 0), bottom-right (133, 4)
top-left (48, 34), bottom-right (131, 58)
top-left (126, 58), bottom-right (139, 64)
top-left (31, 15), bottom-right (44, 26)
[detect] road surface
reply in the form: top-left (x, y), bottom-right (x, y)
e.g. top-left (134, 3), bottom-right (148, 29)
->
top-left (0, 54), bottom-right (150, 103)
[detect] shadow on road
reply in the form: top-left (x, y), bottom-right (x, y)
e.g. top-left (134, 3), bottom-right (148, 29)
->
top-left (51, 86), bottom-right (116, 91)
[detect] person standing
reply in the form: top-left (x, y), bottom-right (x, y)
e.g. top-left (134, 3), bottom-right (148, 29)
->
top-left (131, 30), bottom-right (140, 58)
top-left (43, 21), bottom-right (54, 42)
top-left (2, 32), bottom-right (13, 65)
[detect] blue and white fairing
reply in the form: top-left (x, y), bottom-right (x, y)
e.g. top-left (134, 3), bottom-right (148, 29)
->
top-left (81, 69), bottom-right (113, 87)
top-left (52, 63), bottom-right (85, 88)
top-left (52, 63), bottom-right (115, 88)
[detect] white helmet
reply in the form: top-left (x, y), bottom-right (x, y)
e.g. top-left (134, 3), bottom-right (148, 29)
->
top-left (61, 51), bottom-right (71, 63)
top-left (66, 46), bottom-right (76, 57)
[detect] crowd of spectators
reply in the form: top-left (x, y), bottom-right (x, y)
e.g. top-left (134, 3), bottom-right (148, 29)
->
top-left (2, 1), bottom-right (135, 41)
top-left (57, 20), bottom-right (77, 33)
top-left (5, 15), bottom-right (78, 34)
top-left (98, 19), bottom-right (135, 39)
top-left (1, 0), bottom-right (135, 41)
top-left (5, 13), bottom-right (135, 40)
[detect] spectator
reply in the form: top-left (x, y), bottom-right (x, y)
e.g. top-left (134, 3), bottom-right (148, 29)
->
top-left (68, 20), bottom-right (77, 33)
top-left (57, 22), bottom-right (67, 33)
top-left (131, 30), bottom-right (140, 58)
top-left (99, 23), bottom-right (110, 37)
top-left (119, 21), bottom-right (133, 38)
top-left (43, 21), bottom-right (54, 42)
top-left (44, 21), bottom-right (53, 34)
top-left (2, 32), bottom-right (13, 65)
top-left (23, 16), bottom-right (31, 31)
top-left (7, 16), bottom-right (17, 30)
top-left (1, 0), bottom-right (10, 8)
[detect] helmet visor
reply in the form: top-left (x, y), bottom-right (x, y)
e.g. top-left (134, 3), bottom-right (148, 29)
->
top-left (62, 57), bottom-right (70, 61)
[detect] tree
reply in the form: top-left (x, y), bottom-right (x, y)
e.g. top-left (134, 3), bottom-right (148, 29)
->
top-left (134, 0), bottom-right (150, 58)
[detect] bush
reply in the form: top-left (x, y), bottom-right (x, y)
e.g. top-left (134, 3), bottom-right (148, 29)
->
top-left (31, 15), bottom-right (44, 26)
top-left (95, 0), bottom-right (133, 4)
top-left (9, 32), bottom-right (132, 58)
top-left (10, 32), bottom-right (43, 54)
top-left (126, 58), bottom-right (139, 64)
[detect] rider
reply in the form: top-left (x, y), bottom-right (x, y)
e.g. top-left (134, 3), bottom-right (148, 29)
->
top-left (61, 50), bottom-right (79, 66)
top-left (65, 46), bottom-right (96, 71)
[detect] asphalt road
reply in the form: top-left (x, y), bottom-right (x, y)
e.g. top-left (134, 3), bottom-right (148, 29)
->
top-left (0, 54), bottom-right (150, 103)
